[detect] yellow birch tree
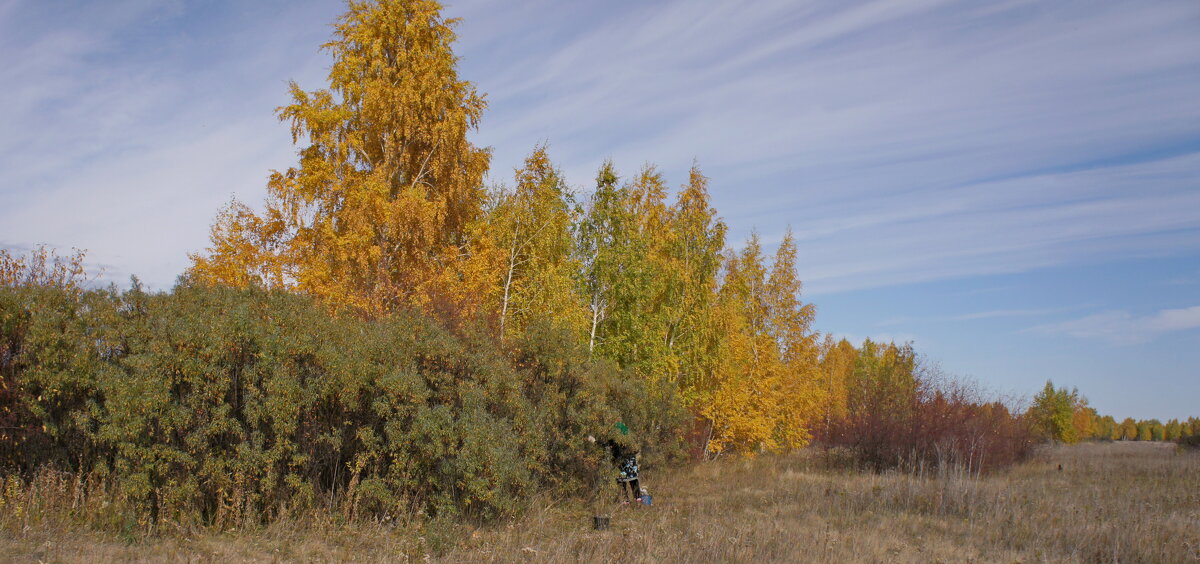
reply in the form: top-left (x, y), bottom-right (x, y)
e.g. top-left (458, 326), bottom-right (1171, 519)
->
top-left (488, 146), bottom-right (583, 339)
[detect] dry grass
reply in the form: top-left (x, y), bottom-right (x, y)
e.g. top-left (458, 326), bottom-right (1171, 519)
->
top-left (2, 442), bottom-right (1197, 563)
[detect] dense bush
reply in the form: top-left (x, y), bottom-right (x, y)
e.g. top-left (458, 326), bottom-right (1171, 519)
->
top-left (0, 282), bottom-right (655, 526)
top-left (821, 343), bottom-right (1032, 473)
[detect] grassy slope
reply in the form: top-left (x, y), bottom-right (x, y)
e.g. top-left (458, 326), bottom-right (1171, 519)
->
top-left (3, 442), bottom-right (1197, 563)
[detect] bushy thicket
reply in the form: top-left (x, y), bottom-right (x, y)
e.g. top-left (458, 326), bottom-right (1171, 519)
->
top-left (0, 282), bottom-right (663, 526)
top-left (820, 342), bottom-right (1032, 473)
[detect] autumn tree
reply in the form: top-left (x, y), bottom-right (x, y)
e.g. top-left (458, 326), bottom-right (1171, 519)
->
top-left (702, 234), bottom-right (775, 455)
top-left (763, 230), bottom-right (823, 448)
top-left (832, 339), bottom-right (919, 465)
top-left (659, 165), bottom-right (726, 407)
top-left (488, 146), bottom-right (582, 339)
top-left (1095, 415), bottom-right (1119, 440)
top-left (817, 336), bottom-right (857, 436)
top-left (1182, 418), bottom-right (1197, 439)
top-left (596, 166), bottom-right (673, 380)
top-left (1029, 381), bottom-right (1079, 443)
top-left (847, 339), bottom-right (918, 425)
top-left (700, 232), bottom-right (823, 455)
top-left (1118, 417), bottom-right (1138, 440)
top-left (575, 162), bottom-right (632, 357)
top-left (1149, 420), bottom-right (1166, 441)
top-left (189, 0), bottom-right (491, 316)
top-left (1165, 419), bottom-right (1182, 440)
top-left (0, 246), bottom-right (88, 291)
top-left (1135, 420), bottom-right (1153, 441)
top-left (1071, 395), bottom-right (1098, 441)
top-left (188, 201), bottom-right (287, 289)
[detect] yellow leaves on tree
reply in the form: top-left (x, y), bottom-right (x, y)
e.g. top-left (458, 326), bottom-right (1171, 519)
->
top-left (181, 1), bottom-right (834, 455)
top-left (817, 336), bottom-right (856, 433)
top-left (489, 146), bottom-right (584, 339)
top-left (188, 200), bottom-right (288, 290)
top-left (1071, 396), bottom-right (1099, 442)
top-left (661, 166), bottom-right (726, 397)
top-left (702, 231), bottom-right (824, 456)
top-left (0, 246), bottom-right (88, 291)
top-left (188, 0), bottom-right (490, 317)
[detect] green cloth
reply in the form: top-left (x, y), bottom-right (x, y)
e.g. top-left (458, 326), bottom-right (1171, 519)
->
top-left (615, 421), bottom-right (629, 436)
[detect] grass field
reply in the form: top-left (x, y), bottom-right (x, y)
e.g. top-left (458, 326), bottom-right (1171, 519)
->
top-left (2, 441), bottom-right (1197, 562)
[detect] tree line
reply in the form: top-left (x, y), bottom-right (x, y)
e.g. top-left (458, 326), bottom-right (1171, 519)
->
top-left (1029, 381), bottom-right (1199, 444)
top-left (182, 0), bottom-right (827, 458)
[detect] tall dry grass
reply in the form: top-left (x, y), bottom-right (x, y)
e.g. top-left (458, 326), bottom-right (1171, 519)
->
top-left (1, 441), bottom-right (1196, 562)
top-left (441, 441), bottom-right (1199, 563)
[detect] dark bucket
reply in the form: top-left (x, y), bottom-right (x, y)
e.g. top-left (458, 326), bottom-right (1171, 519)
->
top-left (593, 515), bottom-right (610, 530)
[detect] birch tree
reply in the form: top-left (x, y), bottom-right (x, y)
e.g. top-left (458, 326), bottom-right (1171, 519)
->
top-left (489, 146), bottom-right (582, 339)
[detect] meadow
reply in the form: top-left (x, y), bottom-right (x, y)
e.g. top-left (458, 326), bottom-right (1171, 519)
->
top-left (2, 441), bottom-right (1196, 563)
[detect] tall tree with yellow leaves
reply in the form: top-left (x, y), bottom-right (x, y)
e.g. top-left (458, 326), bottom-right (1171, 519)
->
top-left (764, 230), bottom-right (823, 448)
top-left (661, 165), bottom-right (726, 402)
top-left (703, 235), bottom-right (774, 455)
top-left (818, 335), bottom-right (857, 436)
top-left (488, 146), bottom-right (583, 339)
top-left (701, 232), bottom-right (822, 455)
top-left (189, 0), bottom-right (490, 316)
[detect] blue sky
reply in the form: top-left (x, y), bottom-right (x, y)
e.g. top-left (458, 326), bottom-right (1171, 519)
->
top-left (1, 0), bottom-right (1198, 420)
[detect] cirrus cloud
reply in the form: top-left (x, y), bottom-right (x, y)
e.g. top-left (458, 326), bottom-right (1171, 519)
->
top-left (1026, 306), bottom-right (1200, 345)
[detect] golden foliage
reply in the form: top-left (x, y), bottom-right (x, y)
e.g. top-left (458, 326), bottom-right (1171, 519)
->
top-left (0, 246), bottom-right (88, 291)
top-left (488, 146), bottom-right (585, 339)
top-left (701, 232), bottom-right (824, 455)
top-left (180, 1), bottom-right (862, 460)
top-left (818, 336), bottom-right (857, 431)
top-left (188, 0), bottom-right (490, 317)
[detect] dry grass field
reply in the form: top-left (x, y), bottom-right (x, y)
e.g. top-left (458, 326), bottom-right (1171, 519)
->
top-left (2, 441), bottom-right (1197, 563)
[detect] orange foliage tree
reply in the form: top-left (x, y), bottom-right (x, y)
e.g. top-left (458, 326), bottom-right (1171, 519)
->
top-left (701, 232), bottom-right (823, 455)
top-left (189, 0), bottom-right (491, 317)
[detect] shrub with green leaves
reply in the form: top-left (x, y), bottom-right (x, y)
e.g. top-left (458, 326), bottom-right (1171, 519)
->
top-left (0, 282), bottom-right (656, 526)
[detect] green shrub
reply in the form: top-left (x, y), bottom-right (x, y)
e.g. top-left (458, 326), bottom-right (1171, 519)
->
top-left (0, 282), bottom-right (662, 526)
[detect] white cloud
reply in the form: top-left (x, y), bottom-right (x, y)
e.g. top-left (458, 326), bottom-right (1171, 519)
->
top-left (1, 0), bottom-right (1198, 293)
top-left (952, 308), bottom-right (1073, 321)
top-left (878, 306), bottom-right (1079, 326)
top-left (455, 0), bottom-right (1200, 295)
top-left (0, 0), bottom-right (339, 288)
top-left (1026, 306), bottom-right (1200, 345)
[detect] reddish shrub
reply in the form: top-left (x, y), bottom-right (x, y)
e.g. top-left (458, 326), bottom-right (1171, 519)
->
top-left (822, 361), bottom-right (1033, 474)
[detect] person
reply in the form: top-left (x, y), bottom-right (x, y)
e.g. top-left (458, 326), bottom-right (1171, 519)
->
top-left (615, 445), bottom-right (640, 503)
top-left (592, 421), bottom-right (641, 503)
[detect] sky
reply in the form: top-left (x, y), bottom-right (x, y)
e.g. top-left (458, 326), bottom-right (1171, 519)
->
top-left (1, 0), bottom-right (1198, 420)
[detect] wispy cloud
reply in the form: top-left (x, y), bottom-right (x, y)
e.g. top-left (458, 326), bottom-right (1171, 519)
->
top-left (454, 0), bottom-right (1200, 294)
top-left (1, 0), bottom-right (1198, 294)
top-left (1164, 274), bottom-right (1200, 286)
top-left (877, 306), bottom-right (1080, 326)
top-left (1025, 306), bottom-right (1200, 345)
top-left (0, 0), bottom-right (340, 288)
top-left (952, 308), bottom-right (1068, 321)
